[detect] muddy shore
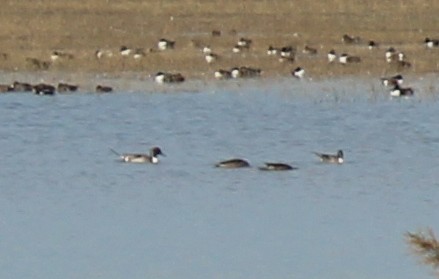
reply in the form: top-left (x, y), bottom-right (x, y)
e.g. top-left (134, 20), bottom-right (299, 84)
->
top-left (0, 0), bottom-right (438, 86)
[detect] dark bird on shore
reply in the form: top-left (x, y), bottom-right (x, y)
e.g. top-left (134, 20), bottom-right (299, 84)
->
top-left (33, 83), bottom-right (56, 95)
top-left (0, 84), bottom-right (13, 93)
top-left (11, 81), bottom-right (33, 92)
top-left (57, 83), bottom-right (78, 93)
top-left (96, 85), bottom-right (113, 93)
top-left (342, 34), bottom-right (361, 44)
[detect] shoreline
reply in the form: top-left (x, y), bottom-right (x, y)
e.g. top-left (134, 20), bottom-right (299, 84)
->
top-left (0, 1), bottom-right (438, 90)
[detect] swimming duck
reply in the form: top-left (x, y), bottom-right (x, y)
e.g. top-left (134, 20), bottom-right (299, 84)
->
top-left (259, 163), bottom-right (297, 171)
top-left (314, 150), bottom-right (344, 164)
top-left (111, 147), bottom-right (165, 164)
top-left (215, 158), bottom-right (250, 168)
top-left (390, 85), bottom-right (414, 97)
top-left (381, 74), bottom-right (403, 87)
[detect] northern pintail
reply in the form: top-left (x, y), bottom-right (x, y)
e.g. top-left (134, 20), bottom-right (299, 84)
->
top-left (111, 147), bottom-right (165, 164)
top-left (314, 150), bottom-right (344, 164)
top-left (154, 72), bottom-right (185, 83)
top-left (424, 37), bottom-right (439, 48)
top-left (292, 67), bottom-right (305, 79)
top-left (390, 85), bottom-right (414, 97)
top-left (120, 46), bottom-right (133, 56)
top-left (231, 66), bottom-right (262, 78)
top-left (214, 69), bottom-right (232, 80)
top-left (381, 74), bottom-right (403, 87)
top-left (327, 50), bottom-right (337, 63)
top-left (158, 38), bottom-right (175, 50)
top-left (205, 53), bottom-right (219, 63)
top-left (215, 158), bottom-right (250, 168)
top-left (339, 53), bottom-right (361, 64)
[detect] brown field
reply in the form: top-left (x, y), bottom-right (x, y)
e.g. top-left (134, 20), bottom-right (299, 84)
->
top-left (0, 0), bottom-right (438, 82)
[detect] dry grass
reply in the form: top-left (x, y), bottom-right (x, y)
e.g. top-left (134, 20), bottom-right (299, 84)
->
top-left (0, 0), bottom-right (438, 79)
top-left (406, 229), bottom-right (439, 275)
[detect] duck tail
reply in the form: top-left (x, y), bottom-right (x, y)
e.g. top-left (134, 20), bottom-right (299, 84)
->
top-left (110, 148), bottom-right (121, 156)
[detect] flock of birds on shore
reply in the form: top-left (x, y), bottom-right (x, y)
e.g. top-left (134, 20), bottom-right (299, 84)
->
top-left (0, 32), bottom-right (437, 97)
top-left (110, 146), bottom-right (344, 171)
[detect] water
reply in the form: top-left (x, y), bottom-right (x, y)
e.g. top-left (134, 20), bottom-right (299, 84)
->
top-left (0, 77), bottom-right (438, 279)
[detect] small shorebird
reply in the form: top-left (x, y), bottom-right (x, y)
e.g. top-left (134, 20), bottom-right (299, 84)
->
top-left (111, 147), bottom-right (165, 164)
top-left (314, 150), bottom-right (344, 164)
top-left (215, 158), bottom-right (250, 168)
top-left (259, 163), bottom-right (297, 171)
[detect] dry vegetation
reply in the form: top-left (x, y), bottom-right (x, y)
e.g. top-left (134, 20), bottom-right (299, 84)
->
top-left (0, 0), bottom-right (438, 80)
top-left (406, 229), bottom-right (439, 276)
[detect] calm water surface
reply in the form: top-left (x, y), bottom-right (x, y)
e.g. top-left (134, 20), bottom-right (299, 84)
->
top-left (0, 77), bottom-right (438, 279)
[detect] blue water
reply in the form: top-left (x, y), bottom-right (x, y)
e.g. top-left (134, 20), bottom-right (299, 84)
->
top-left (0, 77), bottom-right (438, 279)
